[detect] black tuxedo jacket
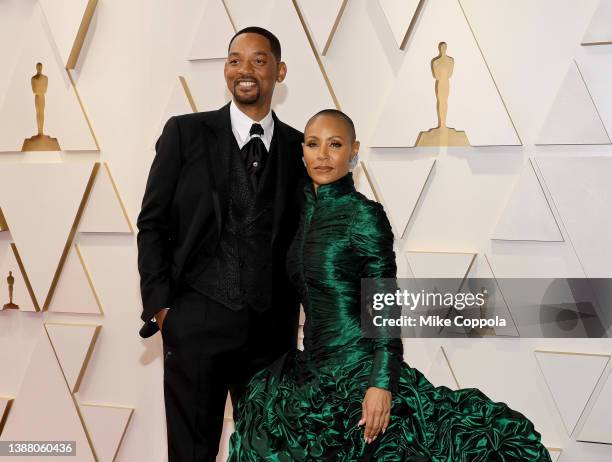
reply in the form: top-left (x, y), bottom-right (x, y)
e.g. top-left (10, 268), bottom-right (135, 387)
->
top-left (137, 102), bottom-right (308, 337)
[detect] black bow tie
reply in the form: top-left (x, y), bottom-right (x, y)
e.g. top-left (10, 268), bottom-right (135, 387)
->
top-left (241, 123), bottom-right (267, 191)
top-left (250, 123), bottom-right (264, 137)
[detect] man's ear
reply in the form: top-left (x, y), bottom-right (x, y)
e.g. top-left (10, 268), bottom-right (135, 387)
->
top-left (277, 61), bottom-right (287, 83)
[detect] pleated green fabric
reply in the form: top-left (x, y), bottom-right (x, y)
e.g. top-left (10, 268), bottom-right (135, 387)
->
top-left (228, 172), bottom-right (551, 462)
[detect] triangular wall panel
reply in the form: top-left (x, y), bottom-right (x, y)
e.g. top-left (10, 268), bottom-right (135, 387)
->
top-left (368, 159), bottom-right (435, 238)
top-left (295, 0), bottom-right (347, 55)
top-left (378, 0), bottom-right (423, 49)
top-left (536, 61), bottom-right (610, 145)
top-left (535, 350), bottom-right (609, 435)
top-left (0, 162), bottom-right (96, 308)
top-left (38, 0), bottom-right (98, 69)
top-left (492, 158), bottom-right (564, 242)
top-left (0, 5), bottom-right (97, 151)
top-left (371, 0), bottom-right (520, 147)
top-left (46, 322), bottom-right (101, 392)
top-left (0, 326), bottom-right (95, 461)
top-left (79, 163), bottom-right (133, 234)
top-left (79, 403), bottom-right (133, 462)
top-left (188, 0), bottom-right (235, 61)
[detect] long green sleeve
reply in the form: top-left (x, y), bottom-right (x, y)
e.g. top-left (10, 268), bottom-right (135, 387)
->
top-left (350, 200), bottom-right (403, 394)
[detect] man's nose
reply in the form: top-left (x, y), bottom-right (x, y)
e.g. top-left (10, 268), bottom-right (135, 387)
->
top-left (238, 60), bottom-right (254, 75)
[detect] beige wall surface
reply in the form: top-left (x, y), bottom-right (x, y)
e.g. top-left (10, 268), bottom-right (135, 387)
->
top-left (0, 1), bottom-right (611, 461)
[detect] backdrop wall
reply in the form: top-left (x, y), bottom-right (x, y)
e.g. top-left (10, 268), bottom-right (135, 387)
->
top-left (0, 1), bottom-right (611, 461)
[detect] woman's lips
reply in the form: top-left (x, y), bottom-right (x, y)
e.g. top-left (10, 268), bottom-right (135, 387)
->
top-left (314, 166), bottom-right (333, 172)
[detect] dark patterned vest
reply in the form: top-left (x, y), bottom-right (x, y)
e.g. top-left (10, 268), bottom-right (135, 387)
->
top-left (185, 133), bottom-right (278, 312)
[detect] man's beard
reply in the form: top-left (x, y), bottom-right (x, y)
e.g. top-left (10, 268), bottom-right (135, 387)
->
top-left (233, 83), bottom-right (261, 105)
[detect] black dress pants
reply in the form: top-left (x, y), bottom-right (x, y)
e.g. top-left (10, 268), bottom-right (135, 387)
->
top-left (161, 287), bottom-right (298, 462)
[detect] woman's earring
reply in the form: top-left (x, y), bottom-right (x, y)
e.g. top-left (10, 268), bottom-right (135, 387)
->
top-left (348, 153), bottom-right (359, 170)
top-left (302, 156), bottom-right (307, 167)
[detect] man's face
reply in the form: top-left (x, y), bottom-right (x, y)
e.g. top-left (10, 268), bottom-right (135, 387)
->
top-left (224, 33), bottom-right (286, 106)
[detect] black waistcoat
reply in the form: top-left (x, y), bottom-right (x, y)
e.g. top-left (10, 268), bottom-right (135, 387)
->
top-left (185, 133), bottom-right (278, 312)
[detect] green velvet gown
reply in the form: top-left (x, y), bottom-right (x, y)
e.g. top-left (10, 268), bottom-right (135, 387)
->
top-left (228, 172), bottom-right (551, 462)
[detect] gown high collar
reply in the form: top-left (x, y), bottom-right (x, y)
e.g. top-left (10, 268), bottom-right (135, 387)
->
top-left (305, 172), bottom-right (355, 202)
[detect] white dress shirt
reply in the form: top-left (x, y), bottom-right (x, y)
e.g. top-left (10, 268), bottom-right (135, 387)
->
top-left (229, 99), bottom-right (274, 150)
top-left (153, 101), bottom-right (275, 324)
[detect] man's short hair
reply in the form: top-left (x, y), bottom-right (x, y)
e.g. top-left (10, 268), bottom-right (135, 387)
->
top-left (228, 26), bottom-right (281, 62)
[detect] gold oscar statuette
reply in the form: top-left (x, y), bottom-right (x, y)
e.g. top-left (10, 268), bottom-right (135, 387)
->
top-left (21, 62), bottom-right (61, 152)
top-left (3, 270), bottom-right (19, 310)
top-left (416, 42), bottom-right (470, 147)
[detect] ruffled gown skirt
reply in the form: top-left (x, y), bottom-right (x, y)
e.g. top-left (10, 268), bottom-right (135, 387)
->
top-left (228, 347), bottom-right (552, 462)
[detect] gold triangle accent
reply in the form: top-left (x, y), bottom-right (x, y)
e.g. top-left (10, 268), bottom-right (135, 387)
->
top-left (0, 208), bottom-right (8, 231)
top-left (0, 397), bottom-right (14, 436)
top-left (102, 162), bottom-right (134, 234)
top-left (179, 76), bottom-right (198, 113)
top-left (66, 0), bottom-right (99, 70)
top-left (43, 163), bottom-right (100, 310)
top-left (10, 243), bottom-right (40, 311)
top-left (291, 0), bottom-right (341, 109)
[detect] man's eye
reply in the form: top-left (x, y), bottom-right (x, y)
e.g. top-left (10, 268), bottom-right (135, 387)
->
top-left (256, 59), bottom-right (266, 65)
top-left (229, 59), bottom-right (239, 65)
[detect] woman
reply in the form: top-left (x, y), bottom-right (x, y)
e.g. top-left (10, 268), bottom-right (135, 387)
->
top-left (228, 109), bottom-right (552, 461)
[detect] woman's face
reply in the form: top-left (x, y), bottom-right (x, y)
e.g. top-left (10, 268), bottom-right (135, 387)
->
top-left (302, 115), bottom-right (359, 189)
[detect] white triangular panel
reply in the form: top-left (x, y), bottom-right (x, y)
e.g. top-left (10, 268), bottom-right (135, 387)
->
top-left (224, 0), bottom-right (336, 130)
top-left (79, 163), bottom-right (132, 234)
top-left (425, 347), bottom-right (459, 390)
top-left (47, 244), bottom-right (101, 314)
top-left (352, 162), bottom-right (377, 201)
top-left (535, 350), bottom-right (609, 435)
top-left (582, 0), bottom-right (612, 46)
top-left (80, 404), bottom-right (133, 462)
top-left (492, 159), bottom-right (563, 242)
top-left (576, 53), bottom-right (612, 139)
top-left (188, 0), bottom-right (235, 61)
top-left (0, 238), bottom-right (37, 312)
top-left (186, 62), bottom-right (232, 114)
top-left (405, 251), bottom-right (475, 279)
top-left (371, 0), bottom-right (519, 147)
top-left (39, 0), bottom-right (97, 69)
top-left (0, 162), bottom-right (95, 308)
top-left (378, 0), bottom-right (422, 49)
top-left (578, 370), bottom-right (612, 444)
top-left (0, 5), bottom-right (97, 152)
top-left (0, 326), bottom-right (95, 461)
top-left (46, 323), bottom-right (100, 392)
top-left (151, 76), bottom-right (196, 150)
top-left (296, 0), bottom-right (347, 55)
top-left (537, 61), bottom-right (610, 145)
top-left (368, 159), bottom-right (435, 238)
top-left (536, 157), bottom-right (612, 278)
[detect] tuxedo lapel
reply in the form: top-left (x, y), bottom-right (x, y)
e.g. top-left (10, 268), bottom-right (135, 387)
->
top-left (271, 112), bottom-right (291, 245)
top-left (202, 102), bottom-right (233, 236)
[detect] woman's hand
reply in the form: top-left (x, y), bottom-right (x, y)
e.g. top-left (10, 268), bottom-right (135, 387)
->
top-left (358, 386), bottom-right (391, 443)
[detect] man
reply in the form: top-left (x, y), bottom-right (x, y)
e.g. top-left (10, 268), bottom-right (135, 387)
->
top-left (137, 27), bottom-right (307, 461)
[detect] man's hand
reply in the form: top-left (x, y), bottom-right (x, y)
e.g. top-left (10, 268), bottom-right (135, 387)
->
top-left (155, 308), bottom-right (170, 332)
top-left (358, 386), bottom-right (391, 443)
